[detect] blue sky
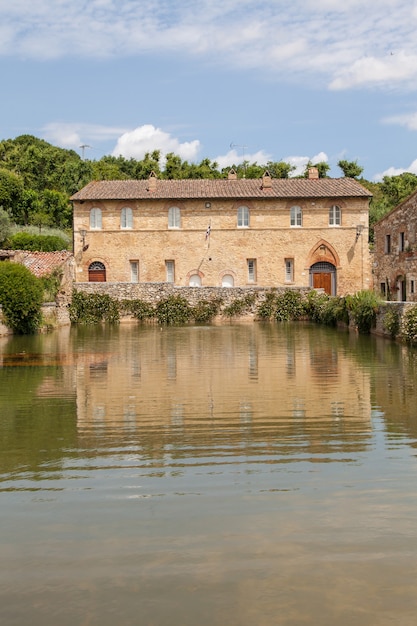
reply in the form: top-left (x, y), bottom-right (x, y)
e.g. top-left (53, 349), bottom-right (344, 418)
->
top-left (2, 0), bottom-right (417, 181)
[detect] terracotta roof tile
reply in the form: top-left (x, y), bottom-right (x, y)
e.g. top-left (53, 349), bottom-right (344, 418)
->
top-left (71, 177), bottom-right (372, 201)
top-left (20, 251), bottom-right (72, 278)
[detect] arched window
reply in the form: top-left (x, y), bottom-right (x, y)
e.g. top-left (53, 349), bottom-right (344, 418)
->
top-left (168, 206), bottom-right (181, 228)
top-left (221, 274), bottom-right (234, 287)
top-left (90, 208), bottom-right (102, 230)
top-left (88, 261), bottom-right (106, 282)
top-left (121, 207), bottom-right (133, 229)
top-left (237, 205), bottom-right (249, 228)
top-left (290, 206), bottom-right (302, 227)
top-left (329, 205), bottom-right (341, 226)
top-left (189, 274), bottom-right (202, 287)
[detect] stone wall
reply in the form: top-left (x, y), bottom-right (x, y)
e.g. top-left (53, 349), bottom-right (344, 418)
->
top-left (73, 281), bottom-right (312, 316)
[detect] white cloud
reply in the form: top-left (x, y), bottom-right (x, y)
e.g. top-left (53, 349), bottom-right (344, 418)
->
top-left (374, 158), bottom-right (417, 181)
top-left (112, 124), bottom-right (200, 161)
top-left (2, 1), bottom-right (417, 91)
top-left (214, 149), bottom-right (272, 169)
top-left (286, 152), bottom-right (329, 177)
top-left (42, 122), bottom-right (129, 149)
top-left (329, 52), bottom-right (417, 90)
top-left (382, 111), bottom-right (417, 131)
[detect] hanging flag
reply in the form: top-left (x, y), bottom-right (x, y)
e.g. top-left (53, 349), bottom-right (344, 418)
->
top-left (205, 224), bottom-right (211, 240)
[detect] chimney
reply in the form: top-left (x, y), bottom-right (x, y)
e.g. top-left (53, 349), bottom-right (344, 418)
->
top-left (308, 166), bottom-right (319, 180)
top-left (228, 168), bottom-right (237, 180)
top-left (262, 170), bottom-right (272, 189)
top-left (147, 171), bottom-right (157, 192)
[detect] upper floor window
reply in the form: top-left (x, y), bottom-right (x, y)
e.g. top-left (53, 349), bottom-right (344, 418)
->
top-left (399, 231), bottom-right (405, 252)
top-left (168, 206), bottom-right (181, 229)
top-left (121, 207), bottom-right (133, 229)
top-left (90, 207), bottom-right (102, 230)
top-left (385, 234), bottom-right (391, 254)
top-left (290, 206), bottom-right (302, 227)
top-left (237, 205), bottom-right (250, 228)
top-left (329, 205), bottom-right (341, 226)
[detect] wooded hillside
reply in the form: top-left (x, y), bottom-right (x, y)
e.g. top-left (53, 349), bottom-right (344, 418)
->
top-left (1, 134), bottom-right (416, 239)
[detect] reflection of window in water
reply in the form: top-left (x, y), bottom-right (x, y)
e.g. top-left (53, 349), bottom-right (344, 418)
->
top-left (248, 346), bottom-right (258, 379)
top-left (93, 405), bottom-right (106, 421)
top-left (131, 357), bottom-right (141, 380)
top-left (171, 404), bottom-right (184, 426)
top-left (331, 401), bottom-right (344, 418)
top-left (167, 353), bottom-right (177, 380)
top-left (286, 349), bottom-right (295, 376)
top-left (240, 401), bottom-right (253, 424)
top-left (89, 362), bottom-right (108, 381)
top-left (293, 398), bottom-right (305, 418)
top-left (124, 405), bottom-right (136, 424)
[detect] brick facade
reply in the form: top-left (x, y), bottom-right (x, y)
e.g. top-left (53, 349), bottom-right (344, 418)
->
top-left (71, 172), bottom-right (372, 296)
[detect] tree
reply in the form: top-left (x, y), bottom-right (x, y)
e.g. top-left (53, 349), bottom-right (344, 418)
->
top-left (0, 168), bottom-right (24, 218)
top-left (337, 159), bottom-right (364, 179)
top-left (0, 262), bottom-right (43, 334)
top-left (0, 207), bottom-right (12, 245)
top-left (379, 172), bottom-right (417, 207)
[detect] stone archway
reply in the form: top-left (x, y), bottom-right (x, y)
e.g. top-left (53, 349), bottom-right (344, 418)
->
top-left (307, 240), bottom-right (339, 295)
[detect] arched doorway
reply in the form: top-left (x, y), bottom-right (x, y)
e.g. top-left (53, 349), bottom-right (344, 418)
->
top-left (310, 262), bottom-right (336, 295)
top-left (88, 261), bottom-right (106, 282)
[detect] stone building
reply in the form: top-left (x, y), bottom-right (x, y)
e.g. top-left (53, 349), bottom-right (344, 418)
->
top-left (70, 168), bottom-right (372, 296)
top-left (373, 188), bottom-right (417, 301)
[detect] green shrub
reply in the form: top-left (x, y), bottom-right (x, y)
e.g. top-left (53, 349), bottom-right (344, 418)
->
top-left (383, 307), bottom-right (400, 339)
top-left (257, 290), bottom-right (278, 320)
top-left (121, 299), bottom-right (155, 321)
top-left (275, 290), bottom-right (306, 321)
top-left (69, 291), bottom-right (120, 324)
top-left (8, 231), bottom-right (68, 251)
top-left (155, 295), bottom-right (192, 325)
top-left (306, 292), bottom-right (348, 326)
top-left (223, 294), bottom-right (256, 318)
top-left (192, 298), bottom-right (222, 323)
top-left (0, 261), bottom-right (43, 333)
top-left (39, 268), bottom-right (63, 302)
top-left (402, 305), bottom-right (417, 345)
top-left (346, 290), bottom-right (380, 334)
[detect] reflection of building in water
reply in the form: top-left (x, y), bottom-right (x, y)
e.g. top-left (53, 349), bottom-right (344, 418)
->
top-left (75, 325), bottom-right (372, 458)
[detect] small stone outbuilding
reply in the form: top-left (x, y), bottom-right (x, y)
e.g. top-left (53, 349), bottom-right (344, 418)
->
top-left (373, 189), bottom-right (417, 301)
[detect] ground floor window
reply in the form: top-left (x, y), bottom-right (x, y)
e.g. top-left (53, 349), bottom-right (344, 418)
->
top-left (285, 258), bottom-right (294, 283)
top-left (221, 274), bottom-right (234, 287)
top-left (189, 274), bottom-right (201, 287)
top-left (247, 259), bottom-right (257, 283)
top-left (166, 260), bottom-right (175, 283)
top-left (130, 260), bottom-right (139, 283)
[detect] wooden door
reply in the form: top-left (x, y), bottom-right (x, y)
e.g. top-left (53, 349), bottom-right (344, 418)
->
top-left (313, 272), bottom-right (332, 295)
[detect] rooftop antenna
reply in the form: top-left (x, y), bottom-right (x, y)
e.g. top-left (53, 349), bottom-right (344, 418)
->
top-left (79, 144), bottom-right (91, 160)
top-left (230, 142), bottom-right (248, 177)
